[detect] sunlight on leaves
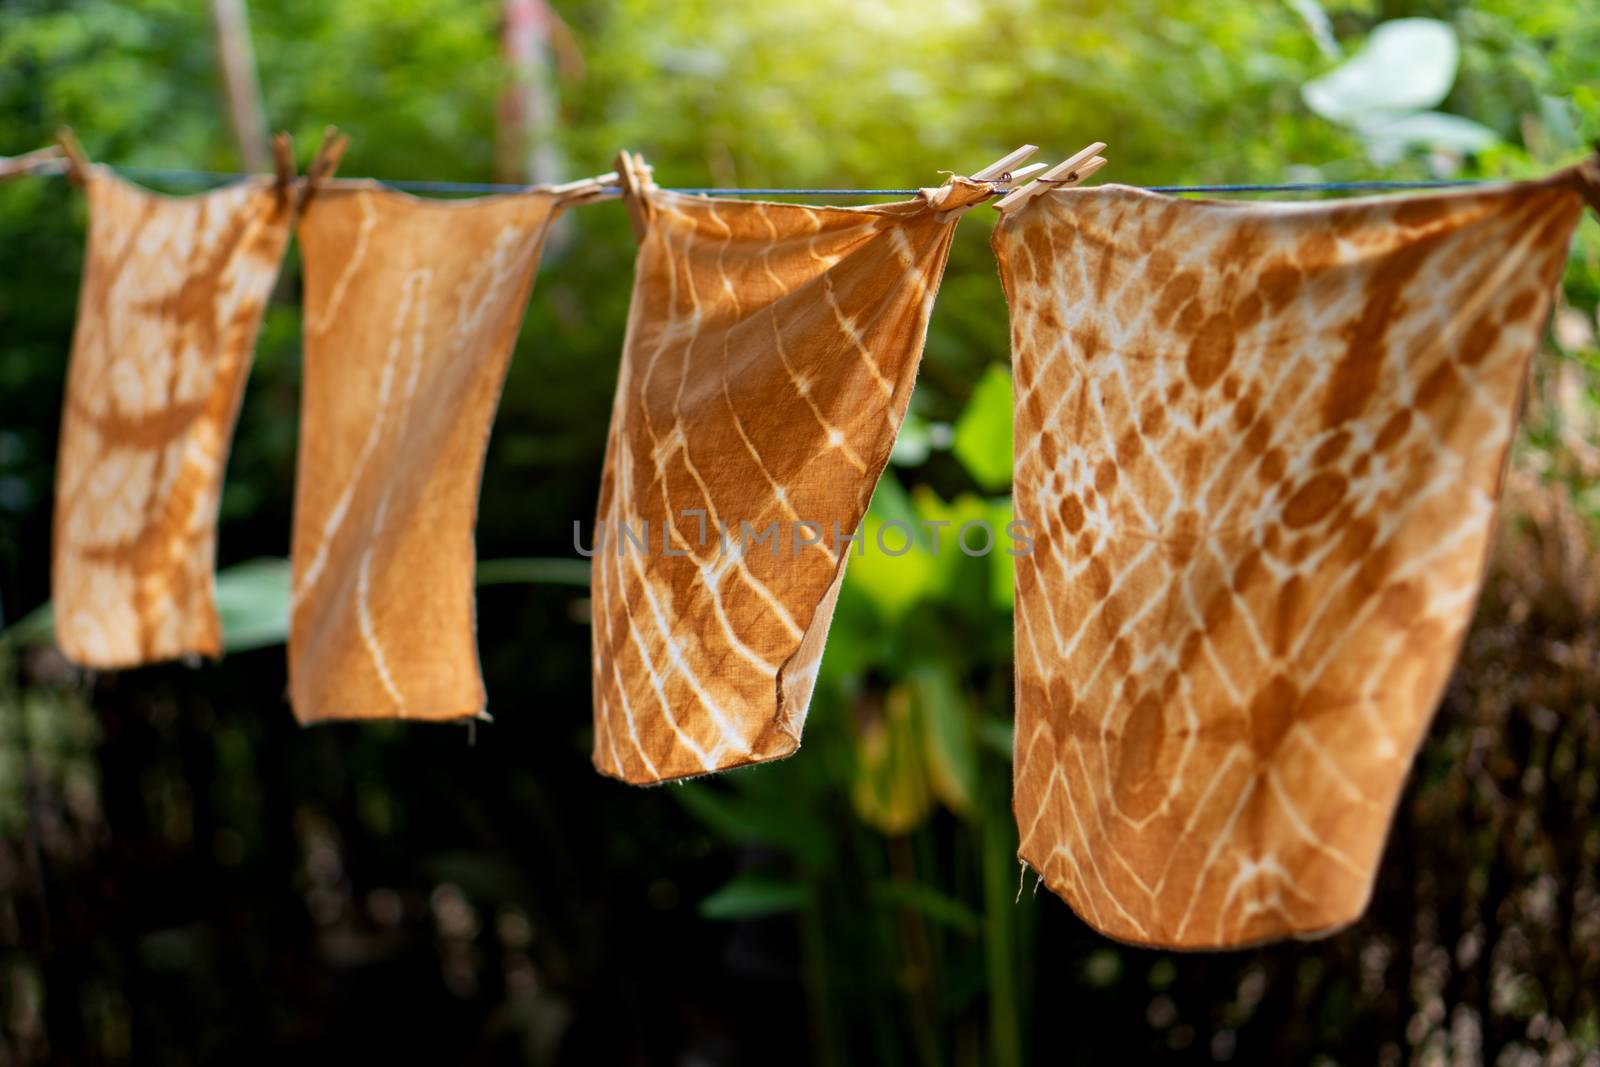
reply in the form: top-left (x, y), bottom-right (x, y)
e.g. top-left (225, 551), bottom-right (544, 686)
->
top-left (951, 364), bottom-right (1013, 492)
top-left (850, 684), bottom-right (933, 835)
top-left (911, 665), bottom-right (977, 817)
top-left (846, 473), bottom-right (943, 621)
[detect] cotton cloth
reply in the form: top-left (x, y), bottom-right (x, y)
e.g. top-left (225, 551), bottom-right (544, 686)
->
top-left (53, 168), bottom-right (291, 667)
top-left (993, 167), bottom-right (1591, 948)
top-left (290, 182), bottom-right (564, 722)
top-left (592, 171), bottom-right (991, 783)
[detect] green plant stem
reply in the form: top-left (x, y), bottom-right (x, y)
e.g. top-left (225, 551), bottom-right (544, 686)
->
top-left (981, 773), bottom-right (1021, 1067)
top-left (889, 834), bottom-right (944, 1067)
top-left (800, 884), bottom-right (844, 1067)
top-left (473, 557), bottom-right (592, 587)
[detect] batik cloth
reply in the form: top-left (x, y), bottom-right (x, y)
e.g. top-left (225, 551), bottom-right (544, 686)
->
top-left (290, 182), bottom-right (568, 722)
top-left (592, 166), bottom-right (991, 783)
top-left (53, 167), bottom-right (291, 667)
top-left (994, 165), bottom-right (1592, 947)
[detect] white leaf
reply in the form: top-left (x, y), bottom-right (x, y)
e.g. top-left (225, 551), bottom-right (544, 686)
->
top-left (1302, 18), bottom-right (1460, 124)
top-left (214, 558), bottom-right (291, 652)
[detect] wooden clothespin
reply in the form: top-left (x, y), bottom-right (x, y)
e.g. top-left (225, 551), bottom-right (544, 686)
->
top-left (55, 126), bottom-right (92, 186)
top-left (613, 150), bottom-right (655, 240)
top-left (927, 144), bottom-right (1043, 219)
top-left (272, 131), bottom-right (295, 211)
top-left (299, 125), bottom-right (350, 210)
top-left (970, 144), bottom-right (1040, 186)
top-left (993, 141), bottom-right (1109, 213)
top-left (0, 144), bottom-right (65, 183)
top-left (1006, 162), bottom-right (1049, 184)
top-left (548, 169), bottom-right (620, 205)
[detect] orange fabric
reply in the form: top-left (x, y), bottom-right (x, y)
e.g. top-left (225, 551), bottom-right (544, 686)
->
top-left (290, 183), bottom-right (562, 722)
top-left (53, 168), bottom-right (291, 667)
top-left (592, 171), bottom-right (990, 783)
top-left (994, 169), bottom-right (1589, 948)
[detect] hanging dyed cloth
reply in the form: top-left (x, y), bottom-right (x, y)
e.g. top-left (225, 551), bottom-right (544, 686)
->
top-left (591, 152), bottom-right (990, 784)
top-left (993, 159), bottom-right (1598, 948)
top-left (290, 179), bottom-right (598, 722)
top-left (53, 167), bottom-right (293, 667)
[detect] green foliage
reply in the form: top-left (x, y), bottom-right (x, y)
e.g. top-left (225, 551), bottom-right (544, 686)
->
top-left (472, 557), bottom-right (591, 587)
top-left (950, 363), bottom-right (1012, 492)
top-left (210, 557), bottom-right (293, 652)
top-left (674, 779), bottom-right (834, 869)
top-left (2, 557), bottom-right (293, 652)
top-left (698, 873), bottom-right (811, 920)
top-left (869, 878), bottom-right (983, 936)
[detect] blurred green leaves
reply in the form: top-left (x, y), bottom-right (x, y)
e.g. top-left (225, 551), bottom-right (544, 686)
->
top-left (1, 557), bottom-right (292, 653)
top-left (914, 665), bottom-right (979, 816)
top-left (849, 664), bottom-right (980, 833)
top-left (869, 878), bottom-right (982, 935)
top-left (844, 474), bottom-right (1017, 629)
top-left (698, 873), bottom-right (811, 920)
top-left (951, 364), bottom-right (1012, 492)
top-left (473, 557), bottom-right (590, 587)
top-left (850, 683), bottom-right (934, 835)
top-left (674, 779), bottom-right (833, 869)
top-left (211, 557), bottom-right (292, 652)
top-left (845, 474), bottom-right (942, 623)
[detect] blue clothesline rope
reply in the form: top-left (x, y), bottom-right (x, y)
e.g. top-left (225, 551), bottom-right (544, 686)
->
top-left (71, 166), bottom-right (1493, 198)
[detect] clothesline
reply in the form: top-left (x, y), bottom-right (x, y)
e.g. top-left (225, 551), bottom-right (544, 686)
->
top-left (37, 164), bottom-right (1490, 198)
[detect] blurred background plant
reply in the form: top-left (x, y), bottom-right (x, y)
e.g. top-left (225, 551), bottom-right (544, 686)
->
top-left (1, 0), bottom-right (1599, 1063)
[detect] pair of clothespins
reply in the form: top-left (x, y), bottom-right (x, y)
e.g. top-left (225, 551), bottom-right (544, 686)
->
top-left (993, 141), bottom-right (1109, 212)
top-left (547, 169), bottom-right (620, 206)
top-left (0, 144), bottom-right (65, 183)
top-left (927, 144), bottom-right (1050, 220)
top-left (298, 125), bottom-right (350, 209)
top-left (55, 127), bottom-right (92, 185)
top-left (54, 123), bottom-right (319, 207)
top-left (614, 150), bottom-right (655, 239)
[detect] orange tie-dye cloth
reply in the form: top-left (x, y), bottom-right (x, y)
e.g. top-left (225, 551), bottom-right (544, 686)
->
top-left (53, 167), bottom-right (292, 667)
top-left (592, 160), bottom-right (991, 784)
top-left (994, 164), bottom-right (1594, 948)
top-left (289, 182), bottom-right (569, 723)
